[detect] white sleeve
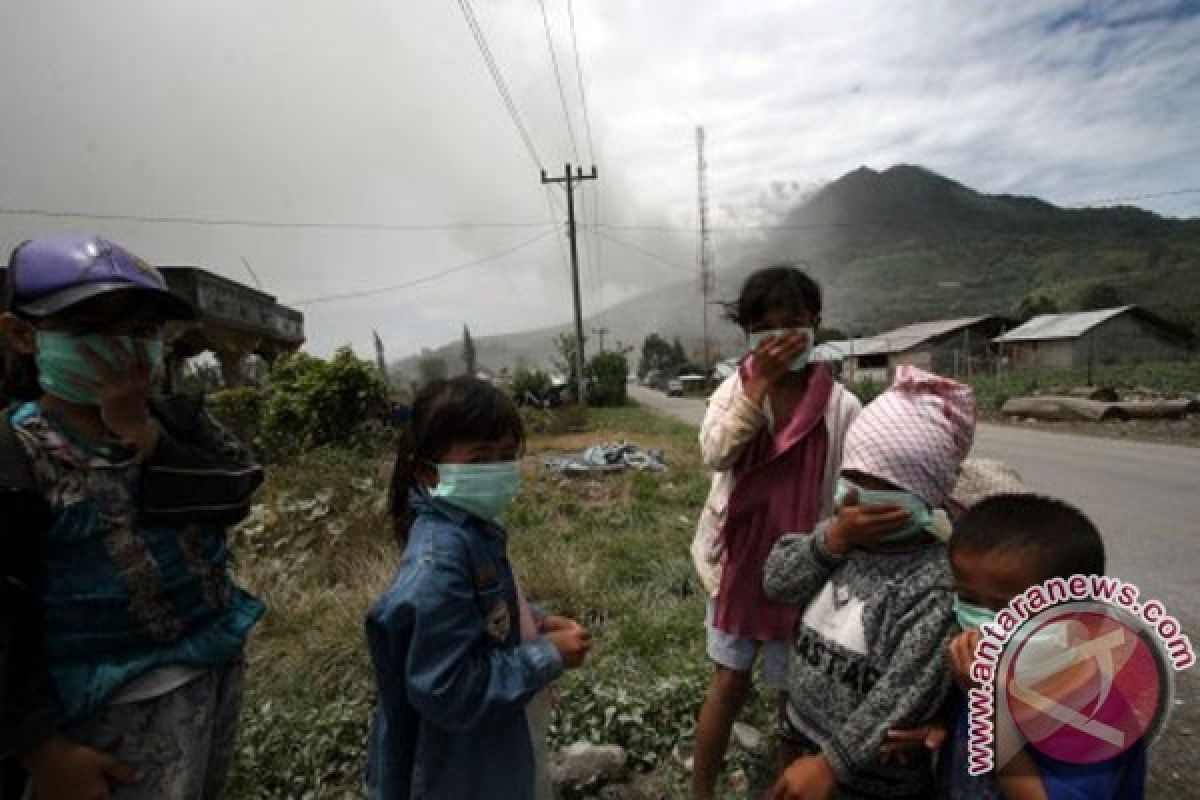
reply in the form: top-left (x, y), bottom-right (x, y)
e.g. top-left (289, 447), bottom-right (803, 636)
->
top-left (698, 372), bottom-right (765, 471)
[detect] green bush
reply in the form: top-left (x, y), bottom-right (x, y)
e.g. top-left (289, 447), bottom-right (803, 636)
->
top-left (968, 362), bottom-right (1200, 414)
top-left (261, 348), bottom-right (389, 458)
top-left (207, 387), bottom-right (264, 448)
top-left (511, 367), bottom-right (552, 405)
top-left (586, 351), bottom-right (629, 407)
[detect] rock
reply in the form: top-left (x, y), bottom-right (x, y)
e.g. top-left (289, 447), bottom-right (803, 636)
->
top-left (728, 768), bottom-right (750, 795)
top-left (732, 722), bottom-right (767, 755)
top-left (615, 770), bottom-right (672, 800)
top-left (551, 742), bottom-right (629, 789)
top-left (671, 742), bottom-right (694, 772)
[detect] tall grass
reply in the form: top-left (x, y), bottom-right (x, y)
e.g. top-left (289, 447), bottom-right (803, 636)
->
top-left (228, 406), bottom-right (771, 798)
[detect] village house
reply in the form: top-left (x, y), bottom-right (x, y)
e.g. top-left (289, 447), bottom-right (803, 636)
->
top-left (993, 305), bottom-right (1193, 370)
top-left (816, 315), bottom-right (1014, 383)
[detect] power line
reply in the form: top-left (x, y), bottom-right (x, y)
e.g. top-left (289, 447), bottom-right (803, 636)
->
top-left (291, 228), bottom-right (555, 306)
top-left (565, 0), bottom-right (597, 166)
top-left (590, 219), bottom-right (902, 231)
top-left (586, 187), bottom-right (1200, 235)
top-left (537, 0), bottom-right (581, 164)
top-left (586, 227), bottom-right (692, 274)
top-left (0, 204), bottom-right (552, 233)
top-left (457, 0), bottom-right (546, 170)
top-left (565, 0), bottom-right (607, 330)
top-left (239, 256), bottom-right (264, 290)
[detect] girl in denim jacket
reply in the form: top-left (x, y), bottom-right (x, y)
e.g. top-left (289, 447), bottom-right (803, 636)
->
top-left (366, 377), bottom-right (590, 799)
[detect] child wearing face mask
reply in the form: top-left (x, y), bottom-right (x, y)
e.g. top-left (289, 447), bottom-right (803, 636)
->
top-left (762, 366), bottom-right (975, 799)
top-left (0, 235), bottom-right (265, 799)
top-left (942, 493), bottom-right (1146, 800)
top-left (690, 266), bottom-right (861, 799)
top-left (367, 377), bottom-right (591, 800)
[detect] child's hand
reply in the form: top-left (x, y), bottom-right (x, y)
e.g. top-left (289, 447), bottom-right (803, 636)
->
top-left (73, 339), bottom-right (159, 456)
top-left (745, 331), bottom-right (811, 400)
top-left (825, 488), bottom-right (912, 555)
top-left (881, 723), bottom-right (948, 765)
top-left (766, 754), bottom-right (836, 800)
top-left (547, 622), bottom-right (591, 669)
top-left (22, 735), bottom-right (141, 800)
top-left (949, 629), bottom-right (982, 691)
top-left (540, 614), bottom-right (576, 633)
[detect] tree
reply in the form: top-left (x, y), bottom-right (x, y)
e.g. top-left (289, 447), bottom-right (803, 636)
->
top-left (178, 359), bottom-right (223, 394)
top-left (416, 350), bottom-right (448, 386)
top-left (638, 333), bottom-right (678, 380)
top-left (1076, 283), bottom-right (1123, 311)
top-left (511, 367), bottom-right (551, 406)
top-left (261, 348), bottom-right (389, 455)
top-left (553, 332), bottom-right (586, 383)
top-left (461, 325), bottom-right (477, 377)
top-left (1015, 292), bottom-right (1059, 321)
top-left (586, 351), bottom-right (629, 406)
top-left (671, 337), bottom-right (688, 368)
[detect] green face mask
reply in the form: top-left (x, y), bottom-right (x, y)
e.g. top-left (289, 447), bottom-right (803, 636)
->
top-left (835, 478), bottom-right (933, 542)
top-left (746, 327), bottom-right (815, 371)
top-left (430, 462), bottom-right (522, 522)
top-left (953, 597), bottom-right (996, 630)
top-left (35, 332), bottom-right (164, 406)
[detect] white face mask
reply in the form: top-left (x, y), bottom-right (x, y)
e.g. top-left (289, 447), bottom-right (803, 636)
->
top-left (746, 327), bottom-right (815, 371)
top-left (429, 462), bottom-right (522, 521)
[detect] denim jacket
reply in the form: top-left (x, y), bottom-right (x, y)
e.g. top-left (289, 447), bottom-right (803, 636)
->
top-left (365, 492), bottom-right (563, 800)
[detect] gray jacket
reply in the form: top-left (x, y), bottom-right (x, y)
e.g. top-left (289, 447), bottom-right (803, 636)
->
top-left (764, 522), bottom-right (957, 798)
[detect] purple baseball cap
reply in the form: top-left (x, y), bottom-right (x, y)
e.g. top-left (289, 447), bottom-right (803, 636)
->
top-left (6, 234), bottom-right (195, 320)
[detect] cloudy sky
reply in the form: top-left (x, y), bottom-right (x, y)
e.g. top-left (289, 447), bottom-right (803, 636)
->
top-left (1, 0), bottom-right (1197, 357)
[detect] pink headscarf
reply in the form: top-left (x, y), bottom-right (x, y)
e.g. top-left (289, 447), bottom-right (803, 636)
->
top-left (841, 366), bottom-right (976, 508)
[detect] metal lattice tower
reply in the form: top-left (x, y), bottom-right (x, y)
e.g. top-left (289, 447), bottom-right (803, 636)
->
top-left (696, 126), bottom-right (715, 371)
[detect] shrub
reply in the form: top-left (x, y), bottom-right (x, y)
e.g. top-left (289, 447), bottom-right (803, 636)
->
top-left (207, 387), bottom-right (264, 447)
top-left (261, 348), bottom-right (389, 458)
top-left (512, 367), bottom-right (553, 406)
top-left (587, 351), bottom-right (629, 407)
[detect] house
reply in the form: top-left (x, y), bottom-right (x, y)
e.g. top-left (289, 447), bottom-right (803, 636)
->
top-left (820, 316), bottom-right (1015, 383)
top-left (993, 306), bottom-right (1193, 369)
top-left (0, 264), bottom-right (305, 392)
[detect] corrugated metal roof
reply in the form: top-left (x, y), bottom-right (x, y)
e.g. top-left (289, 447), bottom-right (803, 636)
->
top-left (817, 317), bottom-right (998, 360)
top-left (994, 306), bottom-right (1135, 343)
top-left (869, 316), bottom-right (998, 353)
top-left (812, 338), bottom-right (890, 360)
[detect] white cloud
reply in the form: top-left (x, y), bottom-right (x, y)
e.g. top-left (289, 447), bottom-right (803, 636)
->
top-left (0, 0), bottom-right (1196, 357)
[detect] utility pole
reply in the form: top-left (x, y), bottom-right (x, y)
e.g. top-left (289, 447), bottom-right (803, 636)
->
top-left (592, 326), bottom-right (609, 353)
top-left (542, 162), bottom-right (598, 406)
top-left (696, 127), bottom-right (715, 375)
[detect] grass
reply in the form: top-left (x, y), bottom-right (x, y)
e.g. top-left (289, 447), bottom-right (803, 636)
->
top-left (847, 361), bottom-right (1200, 416)
top-left (962, 362), bottom-right (1200, 414)
top-left (227, 405), bottom-right (774, 799)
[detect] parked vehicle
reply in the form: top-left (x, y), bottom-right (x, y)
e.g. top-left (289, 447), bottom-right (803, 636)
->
top-left (666, 378), bottom-right (684, 397)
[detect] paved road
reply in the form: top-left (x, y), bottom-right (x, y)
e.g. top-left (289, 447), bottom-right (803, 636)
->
top-left (631, 385), bottom-right (1200, 622)
top-left (632, 384), bottom-right (1200, 790)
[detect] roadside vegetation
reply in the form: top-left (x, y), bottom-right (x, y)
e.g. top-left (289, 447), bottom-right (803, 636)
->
top-left (214, 350), bottom-right (772, 798)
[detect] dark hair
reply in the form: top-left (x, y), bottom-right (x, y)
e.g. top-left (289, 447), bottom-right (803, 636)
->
top-left (1, 244), bottom-right (40, 405)
top-left (949, 493), bottom-right (1106, 582)
top-left (388, 377), bottom-right (525, 545)
top-left (725, 265), bottom-right (822, 331)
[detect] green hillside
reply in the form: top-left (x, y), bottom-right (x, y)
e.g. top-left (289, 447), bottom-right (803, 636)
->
top-left (392, 165), bottom-right (1200, 374)
top-left (750, 165), bottom-right (1200, 334)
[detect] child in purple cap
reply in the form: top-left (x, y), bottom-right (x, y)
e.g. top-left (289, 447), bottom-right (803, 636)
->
top-left (0, 235), bottom-right (264, 799)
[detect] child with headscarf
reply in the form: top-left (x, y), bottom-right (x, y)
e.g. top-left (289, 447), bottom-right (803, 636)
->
top-left (763, 366), bottom-right (976, 799)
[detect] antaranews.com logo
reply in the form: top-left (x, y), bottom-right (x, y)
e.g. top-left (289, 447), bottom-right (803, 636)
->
top-left (967, 574), bottom-right (1195, 775)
